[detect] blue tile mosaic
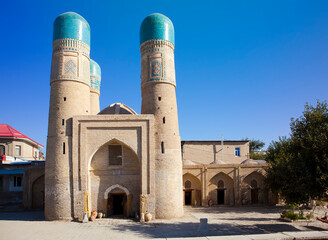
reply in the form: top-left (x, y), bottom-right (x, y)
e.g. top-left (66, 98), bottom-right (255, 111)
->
top-left (53, 12), bottom-right (91, 46)
top-left (152, 61), bottom-right (162, 77)
top-left (90, 59), bottom-right (101, 77)
top-left (140, 13), bottom-right (174, 45)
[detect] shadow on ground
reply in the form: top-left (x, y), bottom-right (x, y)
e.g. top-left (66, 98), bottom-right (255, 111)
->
top-left (0, 211), bottom-right (44, 221)
top-left (190, 205), bottom-right (287, 215)
top-left (305, 225), bottom-right (327, 231)
top-left (109, 221), bottom-right (301, 238)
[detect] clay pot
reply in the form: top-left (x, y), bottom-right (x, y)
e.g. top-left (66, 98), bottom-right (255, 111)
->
top-left (91, 210), bottom-right (97, 217)
top-left (90, 215), bottom-right (96, 222)
top-left (145, 212), bottom-right (152, 222)
top-left (97, 212), bottom-right (103, 218)
top-left (90, 210), bottom-right (97, 221)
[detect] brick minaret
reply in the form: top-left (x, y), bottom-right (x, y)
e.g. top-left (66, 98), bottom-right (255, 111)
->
top-left (140, 13), bottom-right (183, 218)
top-left (45, 12), bottom-right (91, 220)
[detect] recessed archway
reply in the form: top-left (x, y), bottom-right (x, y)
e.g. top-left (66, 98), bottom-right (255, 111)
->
top-left (208, 172), bottom-right (234, 205)
top-left (183, 173), bottom-right (201, 206)
top-left (103, 184), bottom-right (131, 217)
top-left (88, 139), bottom-right (140, 218)
top-left (32, 175), bottom-right (44, 209)
top-left (241, 171), bottom-right (267, 205)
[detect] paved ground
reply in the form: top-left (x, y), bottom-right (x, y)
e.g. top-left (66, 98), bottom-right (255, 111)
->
top-left (0, 206), bottom-right (328, 239)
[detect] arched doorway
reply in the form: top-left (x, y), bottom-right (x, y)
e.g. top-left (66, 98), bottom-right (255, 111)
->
top-left (208, 172), bottom-right (234, 205)
top-left (110, 193), bottom-right (126, 215)
top-left (183, 173), bottom-right (201, 206)
top-left (184, 180), bottom-right (192, 205)
top-left (105, 185), bottom-right (130, 217)
top-left (217, 180), bottom-right (225, 205)
top-left (32, 175), bottom-right (44, 209)
top-left (251, 180), bottom-right (258, 204)
top-left (89, 139), bottom-right (140, 217)
top-left (242, 171), bottom-right (267, 204)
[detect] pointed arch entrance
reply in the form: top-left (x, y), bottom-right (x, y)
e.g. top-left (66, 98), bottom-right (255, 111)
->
top-left (209, 172), bottom-right (234, 205)
top-left (89, 139), bottom-right (140, 217)
top-left (241, 171), bottom-right (267, 204)
top-left (183, 173), bottom-right (201, 206)
top-left (104, 184), bottom-right (131, 217)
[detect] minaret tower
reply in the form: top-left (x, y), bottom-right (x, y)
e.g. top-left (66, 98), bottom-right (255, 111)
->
top-left (140, 13), bottom-right (183, 218)
top-left (45, 12), bottom-right (91, 220)
top-left (90, 59), bottom-right (101, 114)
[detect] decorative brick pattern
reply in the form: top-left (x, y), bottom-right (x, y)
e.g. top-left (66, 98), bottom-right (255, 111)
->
top-left (152, 61), bottom-right (161, 77)
top-left (141, 39), bottom-right (175, 87)
top-left (64, 60), bottom-right (76, 75)
top-left (53, 38), bottom-right (90, 56)
top-left (90, 76), bottom-right (101, 90)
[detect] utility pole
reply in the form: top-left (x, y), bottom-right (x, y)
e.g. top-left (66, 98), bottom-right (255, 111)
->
top-left (221, 135), bottom-right (224, 162)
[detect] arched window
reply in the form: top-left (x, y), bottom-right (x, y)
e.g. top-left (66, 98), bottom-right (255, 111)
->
top-left (0, 145), bottom-right (5, 155)
top-left (251, 179), bottom-right (258, 188)
top-left (185, 180), bottom-right (191, 189)
top-left (218, 180), bottom-right (224, 188)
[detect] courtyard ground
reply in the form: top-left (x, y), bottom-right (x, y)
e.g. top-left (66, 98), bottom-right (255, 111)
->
top-left (0, 206), bottom-right (328, 239)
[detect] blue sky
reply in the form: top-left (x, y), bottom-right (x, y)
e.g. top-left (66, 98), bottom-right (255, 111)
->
top-left (1, 0), bottom-right (328, 152)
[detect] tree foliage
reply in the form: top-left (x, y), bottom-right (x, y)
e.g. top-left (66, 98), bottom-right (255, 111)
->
top-left (243, 138), bottom-right (265, 159)
top-left (265, 101), bottom-right (328, 204)
top-left (249, 139), bottom-right (265, 152)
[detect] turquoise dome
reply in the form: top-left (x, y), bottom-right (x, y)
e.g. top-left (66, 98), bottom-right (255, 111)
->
top-left (90, 59), bottom-right (101, 77)
top-left (140, 13), bottom-right (174, 45)
top-left (53, 12), bottom-right (90, 46)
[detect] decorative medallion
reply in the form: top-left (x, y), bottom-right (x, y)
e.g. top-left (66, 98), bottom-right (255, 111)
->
top-left (64, 59), bottom-right (76, 75)
top-left (152, 61), bottom-right (162, 77)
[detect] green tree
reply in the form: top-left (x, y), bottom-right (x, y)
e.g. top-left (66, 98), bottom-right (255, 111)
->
top-left (249, 139), bottom-right (265, 152)
top-left (243, 138), bottom-right (265, 159)
top-left (265, 100), bottom-right (328, 204)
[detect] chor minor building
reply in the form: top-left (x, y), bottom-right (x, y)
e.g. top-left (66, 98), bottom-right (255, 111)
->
top-left (44, 12), bottom-right (276, 221)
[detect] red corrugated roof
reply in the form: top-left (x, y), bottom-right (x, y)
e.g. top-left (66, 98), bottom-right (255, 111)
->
top-left (0, 124), bottom-right (44, 148)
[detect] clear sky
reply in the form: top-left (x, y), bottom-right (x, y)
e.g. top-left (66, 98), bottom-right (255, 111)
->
top-left (1, 0), bottom-right (328, 153)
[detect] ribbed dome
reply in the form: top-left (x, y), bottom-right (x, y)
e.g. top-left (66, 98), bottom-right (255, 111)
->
top-left (53, 12), bottom-right (90, 45)
top-left (98, 103), bottom-right (137, 115)
top-left (140, 13), bottom-right (174, 45)
top-left (90, 59), bottom-right (101, 77)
